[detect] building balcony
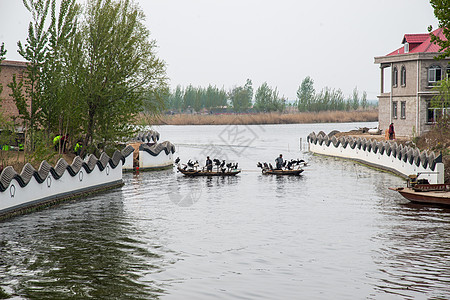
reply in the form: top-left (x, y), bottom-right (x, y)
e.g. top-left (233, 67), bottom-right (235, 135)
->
top-left (377, 92), bottom-right (391, 98)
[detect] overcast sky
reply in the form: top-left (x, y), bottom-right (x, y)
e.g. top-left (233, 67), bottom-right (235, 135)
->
top-left (0, 0), bottom-right (439, 101)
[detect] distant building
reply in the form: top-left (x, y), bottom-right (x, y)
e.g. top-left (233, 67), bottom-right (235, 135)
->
top-left (374, 28), bottom-right (450, 137)
top-left (0, 60), bottom-right (27, 122)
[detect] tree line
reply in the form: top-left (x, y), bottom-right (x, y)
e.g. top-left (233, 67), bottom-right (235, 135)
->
top-left (296, 76), bottom-right (369, 112)
top-left (163, 76), bottom-right (371, 113)
top-left (0, 0), bottom-right (167, 157)
top-left (165, 79), bottom-right (287, 113)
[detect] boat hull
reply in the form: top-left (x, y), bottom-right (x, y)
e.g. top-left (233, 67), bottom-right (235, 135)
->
top-left (262, 169), bottom-right (304, 176)
top-left (389, 187), bottom-right (450, 205)
top-left (178, 167), bottom-right (241, 177)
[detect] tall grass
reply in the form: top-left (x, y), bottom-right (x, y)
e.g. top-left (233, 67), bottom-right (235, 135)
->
top-left (141, 109), bottom-right (378, 126)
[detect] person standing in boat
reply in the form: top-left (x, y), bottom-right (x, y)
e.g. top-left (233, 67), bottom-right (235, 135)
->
top-left (206, 156), bottom-right (213, 172)
top-left (275, 154), bottom-right (283, 170)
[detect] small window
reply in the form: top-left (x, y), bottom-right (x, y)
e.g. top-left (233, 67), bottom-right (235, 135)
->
top-left (446, 68), bottom-right (450, 80)
top-left (404, 43), bottom-right (409, 53)
top-left (401, 66), bottom-right (406, 86)
top-left (428, 65), bottom-right (442, 85)
top-left (401, 101), bottom-right (406, 119)
top-left (427, 102), bottom-right (435, 123)
top-left (392, 101), bottom-right (398, 119)
top-left (392, 67), bottom-right (398, 87)
top-left (427, 101), bottom-right (450, 123)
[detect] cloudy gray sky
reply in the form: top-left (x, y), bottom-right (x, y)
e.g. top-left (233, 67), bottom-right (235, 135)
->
top-left (0, 0), bottom-right (439, 101)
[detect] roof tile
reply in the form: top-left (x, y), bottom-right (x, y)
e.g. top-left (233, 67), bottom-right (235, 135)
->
top-left (386, 28), bottom-right (448, 56)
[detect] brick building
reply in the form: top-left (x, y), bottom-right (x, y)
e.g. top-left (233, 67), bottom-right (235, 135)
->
top-left (374, 28), bottom-right (450, 137)
top-left (0, 60), bottom-right (27, 122)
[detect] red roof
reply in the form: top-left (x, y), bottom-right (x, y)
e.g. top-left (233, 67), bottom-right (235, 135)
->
top-left (386, 28), bottom-right (447, 56)
top-left (402, 34), bottom-right (429, 44)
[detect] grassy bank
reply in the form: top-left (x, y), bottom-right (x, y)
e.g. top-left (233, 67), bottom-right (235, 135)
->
top-left (141, 109), bottom-right (378, 126)
top-left (1, 151), bottom-right (76, 174)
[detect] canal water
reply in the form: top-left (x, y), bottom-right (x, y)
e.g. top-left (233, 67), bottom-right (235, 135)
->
top-left (1, 122), bottom-right (450, 299)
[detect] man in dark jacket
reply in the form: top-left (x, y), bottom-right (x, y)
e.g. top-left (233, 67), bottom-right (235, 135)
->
top-left (275, 154), bottom-right (283, 170)
top-left (206, 156), bottom-right (213, 171)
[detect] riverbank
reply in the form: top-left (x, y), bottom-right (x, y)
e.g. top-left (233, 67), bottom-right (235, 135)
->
top-left (334, 128), bottom-right (450, 183)
top-left (1, 151), bottom-right (76, 174)
top-left (141, 109), bottom-right (378, 126)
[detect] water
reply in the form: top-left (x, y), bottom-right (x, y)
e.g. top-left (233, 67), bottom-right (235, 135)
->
top-left (1, 122), bottom-right (450, 299)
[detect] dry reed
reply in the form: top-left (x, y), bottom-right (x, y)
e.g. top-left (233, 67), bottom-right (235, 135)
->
top-left (143, 109), bottom-right (378, 126)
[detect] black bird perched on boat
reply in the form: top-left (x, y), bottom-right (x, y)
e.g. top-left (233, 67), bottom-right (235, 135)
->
top-left (187, 160), bottom-right (199, 170)
top-left (263, 162), bottom-right (269, 169)
top-left (220, 160), bottom-right (226, 168)
top-left (269, 163), bottom-right (274, 170)
top-left (286, 161), bottom-right (293, 170)
top-left (213, 159), bottom-right (221, 166)
top-left (174, 157), bottom-right (180, 164)
top-left (257, 162), bottom-right (263, 168)
top-left (226, 162), bottom-right (232, 169)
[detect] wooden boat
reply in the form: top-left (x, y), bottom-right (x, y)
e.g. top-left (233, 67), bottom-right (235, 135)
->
top-left (262, 168), bottom-right (304, 176)
top-left (389, 183), bottom-right (450, 205)
top-left (178, 167), bottom-right (241, 177)
top-left (257, 159), bottom-right (306, 176)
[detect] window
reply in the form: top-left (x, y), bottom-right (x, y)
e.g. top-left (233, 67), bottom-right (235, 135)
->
top-left (392, 67), bottom-right (398, 87)
top-left (392, 101), bottom-right (398, 119)
top-left (427, 101), bottom-right (450, 123)
top-left (404, 43), bottom-right (409, 53)
top-left (401, 66), bottom-right (406, 86)
top-left (428, 65), bottom-right (442, 85)
top-left (401, 101), bottom-right (406, 119)
top-left (447, 68), bottom-right (450, 80)
top-left (427, 102), bottom-right (434, 123)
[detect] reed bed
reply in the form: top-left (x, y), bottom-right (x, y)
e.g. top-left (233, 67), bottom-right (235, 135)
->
top-left (145, 109), bottom-right (378, 126)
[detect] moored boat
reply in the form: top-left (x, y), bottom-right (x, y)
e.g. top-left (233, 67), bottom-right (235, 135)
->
top-left (389, 175), bottom-right (450, 205)
top-left (389, 186), bottom-right (450, 205)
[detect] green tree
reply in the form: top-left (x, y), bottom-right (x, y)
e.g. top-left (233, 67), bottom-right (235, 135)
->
top-left (244, 78), bottom-right (253, 103)
top-left (254, 83), bottom-right (286, 112)
top-left (254, 82), bottom-right (272, 112)
top-left (428, 0), bottom-right (450, 60)
top-left (193, 87), bottom-right (203, 112)
top-left (351, 86), bottom-right (359, 110)
top-left (297, 76), bottom-right (315, 112)
top-left (78, 0), bottom-right (167, 154)
top-left (229, 86), bottom-right (251, 112)
top-left (9, 0), bottom-right (51, 151)
top-left (228, 79), bottom-right (252, 112)
top-left (168, 85), bottom-right (184, 111)
top-left (432, 78), bottom-right (450, 110)
top-left (41, 0), bottom-right (81, 153)
top-left (431, 78), bottom-right (450, 137)
top-left (183, 85), bottom-right (196, 111)
top-left (361, 91), bottom-right (368, 109)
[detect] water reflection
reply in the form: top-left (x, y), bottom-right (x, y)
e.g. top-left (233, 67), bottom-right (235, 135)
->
top-left (371, 184), bottom-right (450, 299)
top-left (1, 122), bottom-right (450, 299)
top-left (0, 191), bottom-right (167, 299)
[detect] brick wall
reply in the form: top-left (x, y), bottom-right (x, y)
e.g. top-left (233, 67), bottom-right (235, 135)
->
top-left (0, 60), bottom-right (27, 121)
